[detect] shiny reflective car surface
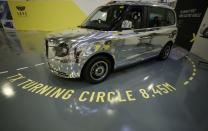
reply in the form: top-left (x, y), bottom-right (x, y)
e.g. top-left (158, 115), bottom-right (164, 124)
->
top-left (45, 1), bottom-right (178, 83)
top-left (200, 23), bottom-right (208, 38)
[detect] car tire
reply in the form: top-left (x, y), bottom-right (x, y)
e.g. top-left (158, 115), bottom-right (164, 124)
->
top-left (82, 56), bottom-right (112, 84)
top-left (158, 44), bottom-right (172, 60)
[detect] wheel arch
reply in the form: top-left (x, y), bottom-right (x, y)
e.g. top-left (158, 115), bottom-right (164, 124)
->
top-left (81, 52), bottom-right (115, 78)
top-left (166, 40), bottom-right (174, 47)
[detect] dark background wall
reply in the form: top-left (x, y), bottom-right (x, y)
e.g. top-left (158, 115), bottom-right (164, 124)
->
top-left (175, 0), bottom-right (208, 51)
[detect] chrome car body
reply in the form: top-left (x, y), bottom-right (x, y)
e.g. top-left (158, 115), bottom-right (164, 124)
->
top-left (200, 23), bottom-right (208, 38)
top-left (45, 1), bottom-right (177, 80)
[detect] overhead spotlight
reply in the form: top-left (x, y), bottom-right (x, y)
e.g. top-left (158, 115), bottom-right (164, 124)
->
top-left (143, 76), bottom-right (150, 81)
top-left (147, 83), bottom-right (154, 91)
top-left (106, 109), bottom-right (115, 116)
top-left (1, 82), bottom-right (15, 98)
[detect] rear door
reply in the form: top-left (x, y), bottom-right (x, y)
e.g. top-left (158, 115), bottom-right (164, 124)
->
top-left (141, 6), bottom-right (177, 58)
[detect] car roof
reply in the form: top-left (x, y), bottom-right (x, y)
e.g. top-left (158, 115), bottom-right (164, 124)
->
top-left (106, 1), bottom-right (174, 10)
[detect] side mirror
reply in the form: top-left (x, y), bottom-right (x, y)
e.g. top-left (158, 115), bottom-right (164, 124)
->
top-left (121, 20), bottom-right (133, 30)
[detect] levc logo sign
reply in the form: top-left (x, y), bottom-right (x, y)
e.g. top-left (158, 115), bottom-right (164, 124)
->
top-left (16, 5), bottom-right (27, 17)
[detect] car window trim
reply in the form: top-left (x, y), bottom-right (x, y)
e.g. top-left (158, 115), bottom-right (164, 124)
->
top-left (112, 5), bottom-right (176, 32)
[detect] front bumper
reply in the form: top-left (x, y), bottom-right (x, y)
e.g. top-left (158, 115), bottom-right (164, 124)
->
top-left (47, 58), bottom-right (82, 78)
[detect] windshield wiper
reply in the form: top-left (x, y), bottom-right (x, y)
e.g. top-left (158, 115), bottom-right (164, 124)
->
top-left (78, 25), bottom-right (109, 31)
top-left (78, 25), bottom-right (94, 29)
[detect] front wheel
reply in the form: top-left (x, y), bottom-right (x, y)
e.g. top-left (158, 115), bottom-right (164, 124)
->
top-left (82, 56), bottom-right (112, 84)
top-left (158, 44), bottom-right (172, 60)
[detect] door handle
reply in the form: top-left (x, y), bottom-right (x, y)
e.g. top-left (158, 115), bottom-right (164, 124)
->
top-left (138, 35), bottom-right (152, 45)
top-left (140, 36), bottom-right (152, 39)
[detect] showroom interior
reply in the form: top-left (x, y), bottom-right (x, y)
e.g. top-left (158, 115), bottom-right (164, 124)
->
top-left (0, 0), bottom-right (208, 131)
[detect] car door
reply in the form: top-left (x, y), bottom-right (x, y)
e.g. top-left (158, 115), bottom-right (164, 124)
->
top-left (115, 6), bottom-right (151, 66)
top-left (140, 6), bottom-right (177, 58)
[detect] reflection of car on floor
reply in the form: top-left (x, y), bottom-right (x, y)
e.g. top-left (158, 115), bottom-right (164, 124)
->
top-left (200, 23), bottom-right (208, 38)
top-left (45, 1), bottom-right (177, 84)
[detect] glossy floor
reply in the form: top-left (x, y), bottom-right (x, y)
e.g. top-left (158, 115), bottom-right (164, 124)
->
top-left (0, 30), bottom-right (208, 131)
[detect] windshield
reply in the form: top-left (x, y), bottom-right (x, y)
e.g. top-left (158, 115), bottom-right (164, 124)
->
top-left (80, 5), bottom-right (128, 31)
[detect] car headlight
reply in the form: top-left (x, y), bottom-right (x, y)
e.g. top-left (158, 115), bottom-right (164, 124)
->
top-left (54, 43), bottom-right (69, 57)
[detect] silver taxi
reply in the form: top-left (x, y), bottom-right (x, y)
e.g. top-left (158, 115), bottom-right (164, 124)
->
top-left (45, 1), bottom-right (177, 83)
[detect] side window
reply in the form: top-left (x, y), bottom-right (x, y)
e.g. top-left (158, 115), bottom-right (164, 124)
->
top-left (121, 6), bottom-right (143, 29)
top-left (166, 10), bottom-right (175, 25)
top-left (149, 7), bottom-right (166, 27)
top-left (149, 7), bottom-right (175, 27)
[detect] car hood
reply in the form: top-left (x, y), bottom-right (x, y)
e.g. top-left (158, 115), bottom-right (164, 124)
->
top-left (46, 28), bottom-right (114, 44)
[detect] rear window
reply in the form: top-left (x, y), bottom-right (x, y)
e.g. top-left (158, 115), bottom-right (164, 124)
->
top-left (148, 7), bottom-right (175, 27)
